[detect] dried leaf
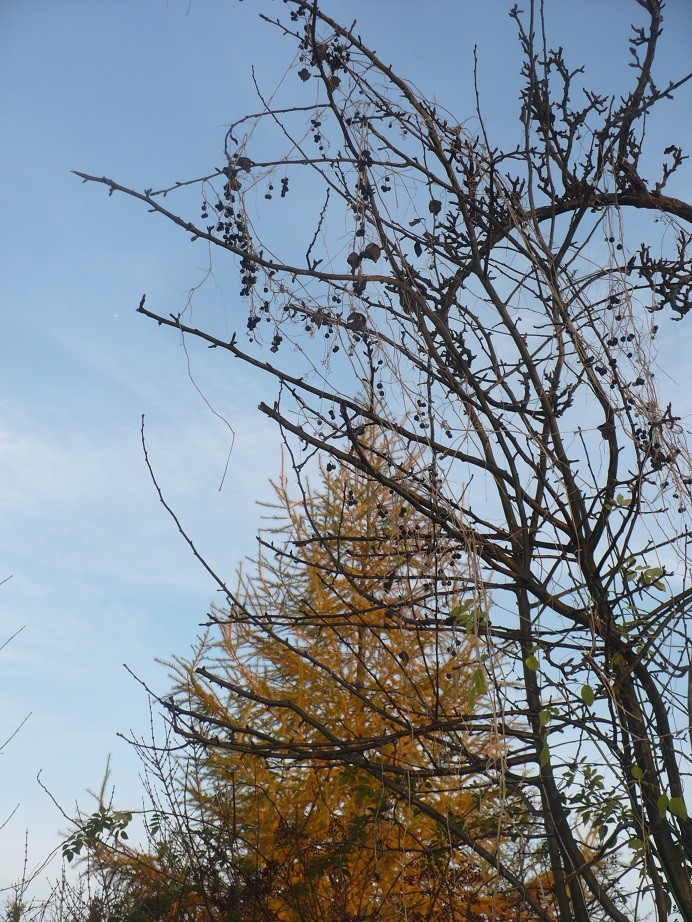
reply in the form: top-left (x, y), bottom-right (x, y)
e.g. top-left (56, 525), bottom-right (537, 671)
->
top-left (362, 242), bottom-right (381, 262)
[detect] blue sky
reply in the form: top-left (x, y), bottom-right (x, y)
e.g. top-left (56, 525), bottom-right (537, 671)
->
top-left (1, 0), bottom-right (691, 894)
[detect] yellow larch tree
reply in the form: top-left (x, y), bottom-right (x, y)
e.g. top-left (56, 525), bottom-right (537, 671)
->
top-left (64, 436), bottom-right (557, 922)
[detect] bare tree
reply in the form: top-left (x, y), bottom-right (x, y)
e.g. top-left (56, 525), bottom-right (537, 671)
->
top-left (77, 1), bottom-right (692, 919)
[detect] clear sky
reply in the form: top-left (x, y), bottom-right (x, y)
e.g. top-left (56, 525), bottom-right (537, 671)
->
top-left (1, 0), bottom-right (690, 895)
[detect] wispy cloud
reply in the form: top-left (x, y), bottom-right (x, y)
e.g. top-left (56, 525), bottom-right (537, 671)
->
top-left (0, 385), bottom-right (281, 890)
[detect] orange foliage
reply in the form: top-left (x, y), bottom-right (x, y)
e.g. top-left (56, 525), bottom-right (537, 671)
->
top-left (78, 448), bottom-right (555, 921)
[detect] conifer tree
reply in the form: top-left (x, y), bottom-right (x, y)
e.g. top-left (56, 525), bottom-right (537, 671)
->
top-left (66, 441), bottom-right (556, 920)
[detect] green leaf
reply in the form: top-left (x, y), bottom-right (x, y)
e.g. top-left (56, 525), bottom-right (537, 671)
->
top-left (640, 566), bottom-right (664, 586)
top-left (657, 794), bottom-right (669, 818)
top-left (525, 654), bottom-right (539, 672)
top-left (629, 837), bottom-right (646, 854)
top-left (337, 765), bottom-right (358, 786)
top-left (472, 666), bottom-right (486, 694)
top-left (630, 565), bottom-right (666, 591)
top-left (450, 601), bottom-right (471, 622)
top-left (669, 797), bottom-right (688, 820)
top-left (467, 666), bottom-right (487, 708)
top-left (539, 743), bottom-right (550, 767)
top-left (630, 765), bottom-right (644, 781)
top-left (539, 709), bottom-right (551, 726)
top-left (148, 813), bottom-right (162, 838)
top-left (450, 600), bottom-right (487, 634)
top-left (580, 684), bottom-right (595, 706)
